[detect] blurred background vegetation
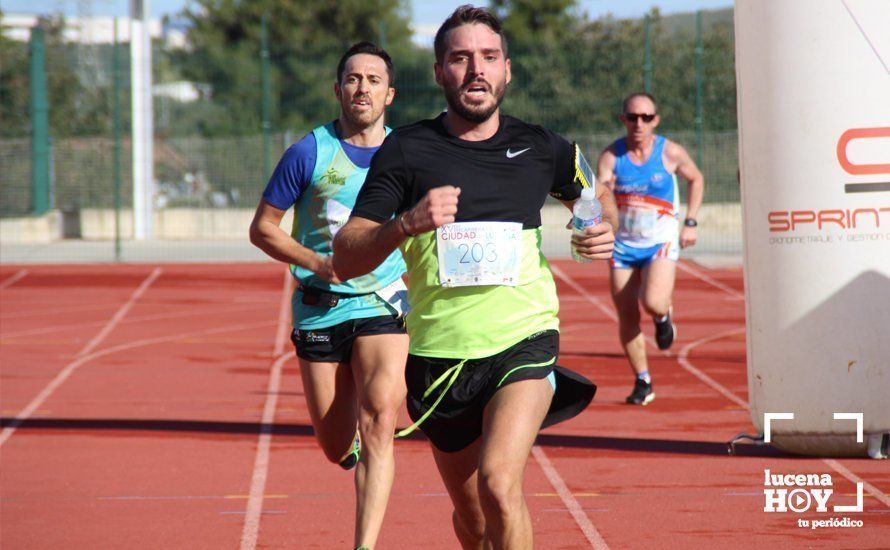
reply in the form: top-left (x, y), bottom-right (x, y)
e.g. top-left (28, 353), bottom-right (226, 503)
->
top-left (1, 0), bottom-right (738, 217)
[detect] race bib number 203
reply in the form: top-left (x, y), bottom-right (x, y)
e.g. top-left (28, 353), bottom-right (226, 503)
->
top-left (436, 222), bottom-right (522, 288)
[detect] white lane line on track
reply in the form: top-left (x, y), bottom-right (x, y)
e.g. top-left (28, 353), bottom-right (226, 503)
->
top-left (677, 327), bottom-right (748, 409)
top-left (676, 261), bottom-right (745, 301)
top-left (550, 264), bottom-right (671, 356)
top-left (532, 446), bottom-right (610, 549)
top-left (823, 459), bottom-right (890, 508)
top-left (550, 264), bottom-right (616, 322)
top-left (0, 318), bottom-right (277, 446)
top-left (240, 270), bottom-right (293, 550)
top-left (556, 261), bottom-right (890, 513)
top-left (2, 303), bottom-right (267, 339)
top-left (0, 269), bottom-right (28, 290)
top-left (80, 268), bottom-right (162, 357)
top-left (0, 268), bottom-right (162, 448)
top-left (554, 263), bottom-right (742, 403)
top-left (672, 262), bottom-right (890, 510)
top-left (1, 301), bottom-right (127, 321)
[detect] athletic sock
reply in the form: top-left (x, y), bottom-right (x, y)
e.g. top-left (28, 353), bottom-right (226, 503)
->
top-left (655, 313), bottom-right (669, 323)
top-left (637, 370), bottom-right (651, 383)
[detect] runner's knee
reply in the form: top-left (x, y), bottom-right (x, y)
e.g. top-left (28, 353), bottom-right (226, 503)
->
top-left (641, 297), bottom-right (669, 317)
top-left (452, 508), bottom-right (485, 545)
top-left (477, 470), bottom-right (522, 516)
top-left (358, 406), bottom-right (399, 446)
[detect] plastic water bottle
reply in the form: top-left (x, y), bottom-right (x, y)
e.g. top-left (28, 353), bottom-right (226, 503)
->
top-left (571, 187), bottom-right (602, 263)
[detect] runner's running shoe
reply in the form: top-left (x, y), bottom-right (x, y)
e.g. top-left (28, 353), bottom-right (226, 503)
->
top-left (338, 434), bottom-right (361, 470)
top-left (654, 310), bottom-right (676, 350)
top-left (626, 378), bottom-right (655, 405)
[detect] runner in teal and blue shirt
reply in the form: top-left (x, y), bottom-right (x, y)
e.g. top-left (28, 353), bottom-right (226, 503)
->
top-left (249, 42), bottom-right (407, 550)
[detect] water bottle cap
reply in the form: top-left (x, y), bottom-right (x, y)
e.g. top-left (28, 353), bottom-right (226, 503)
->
top-left (580, 187), bottom-right (597, 201)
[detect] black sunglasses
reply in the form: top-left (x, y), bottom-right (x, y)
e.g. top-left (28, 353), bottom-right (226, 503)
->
top-left (624, 113), bottom-right (656, 123)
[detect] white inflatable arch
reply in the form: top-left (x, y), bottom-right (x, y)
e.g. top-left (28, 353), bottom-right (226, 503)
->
top-left (735, 0), bottom-right (890, 457)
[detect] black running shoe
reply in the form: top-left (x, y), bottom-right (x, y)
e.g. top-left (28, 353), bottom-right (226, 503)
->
top-left (625, 378), bottom-right (655, 405)
top-left (338, 434), bottom-right (361, 470)
top-left (654, 311), bottom-right (676, 350)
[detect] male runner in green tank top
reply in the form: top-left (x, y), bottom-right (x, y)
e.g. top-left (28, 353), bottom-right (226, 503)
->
top-left (334, 8), bottom-right (617, 548)
top-left (249, 43), bottom-right (406, 549)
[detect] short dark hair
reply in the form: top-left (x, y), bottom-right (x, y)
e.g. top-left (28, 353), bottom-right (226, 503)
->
top-left (434, 5), bottom-right (508, 63)
top-left (336, 41), bottom-right (395, 86)
top-left (622, 92), bottom-right (658, 113)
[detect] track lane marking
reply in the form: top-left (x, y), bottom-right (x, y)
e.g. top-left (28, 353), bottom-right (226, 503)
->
top-left (80, 268), bottom-right (162, 357)
top-left (677, 327), bottom-right (748, 409)
top-left (555, 258), bottom-right (890, 540)
top-left (554, 263), bottom-right (744, 404)
top-left (0, 269), bottom-right (28, 290)
top-left (1, 302), bottom-right (267, 339)
top-left (676, 260), bottom-right (745, 300)
top-left (822, 459), bottom-right (890, 508)
top-left (532, 446), bottom-right (610, 549)
top-left (0, 320), bottom-right (275, 446)
top-left (240, 270), bottom-right (293, 550)
top-left (0, 268), bottom-right (162, 448)
top-left (1, 301), bottom-right (131, 321)
top-left (671, 261), bottom-right (890, 510)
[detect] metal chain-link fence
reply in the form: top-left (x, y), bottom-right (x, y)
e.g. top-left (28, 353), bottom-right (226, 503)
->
top-left (1, 7), bottom-right (740, 256)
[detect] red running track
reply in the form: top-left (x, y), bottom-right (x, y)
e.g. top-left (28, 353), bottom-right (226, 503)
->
top-left (0, 262), bottom-right (887, 549)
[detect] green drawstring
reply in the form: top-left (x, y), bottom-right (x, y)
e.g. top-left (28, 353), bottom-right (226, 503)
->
top-left (394, 358), bottom-right (468, 439)
top-left (496, 357), bottom-right (556, 388)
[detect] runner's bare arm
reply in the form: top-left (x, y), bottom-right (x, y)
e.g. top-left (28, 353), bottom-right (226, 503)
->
top-left (249, 199), bottom-right (340, 283)
top-left (666, 142), bottom-right (704, 221)
top-left (594, 181), bottom-right (618, 230)
top-left (597, 147), bottom-right (618, 191)
top-left (331, 216), bottom-right (405, 281)
top-left (665, 141), bottom-right (704, 248)
top-left (334, 186), bottom-right (461, 280)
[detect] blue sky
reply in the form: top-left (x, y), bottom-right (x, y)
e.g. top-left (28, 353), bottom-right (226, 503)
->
top-left (4, 0), bottom-right (733, 22)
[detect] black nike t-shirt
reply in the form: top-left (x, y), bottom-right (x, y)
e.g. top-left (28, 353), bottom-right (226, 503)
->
top-left (348, 113), bottom-right (582, 359)
top-left (352, 113), bottom-right (580, 227)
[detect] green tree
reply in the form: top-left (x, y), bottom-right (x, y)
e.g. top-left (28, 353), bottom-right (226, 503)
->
top-left (488, 0), bottom-right (586, 130)
top-left (176, 0), bottom-right (415, 136)
top-left (0, 14), bottom-right (111, 138)
top-left (0, 17), bottom-right (31, 137)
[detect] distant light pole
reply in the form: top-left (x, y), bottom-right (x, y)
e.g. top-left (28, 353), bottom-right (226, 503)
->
top-left (131, 0), bottom-right (153, 239)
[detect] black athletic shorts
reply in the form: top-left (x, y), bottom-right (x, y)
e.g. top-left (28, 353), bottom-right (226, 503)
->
top-left (405, 330), bottom-right (596, 452)
top-left (291, 315), bottom-right (406, 362)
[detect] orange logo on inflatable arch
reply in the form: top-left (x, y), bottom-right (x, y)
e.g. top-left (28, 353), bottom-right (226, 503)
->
top-left (836, 127), bottom-right (890, 175)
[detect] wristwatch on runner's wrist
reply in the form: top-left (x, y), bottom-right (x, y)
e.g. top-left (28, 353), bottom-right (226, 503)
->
top-left (684, 218), bottom-right (698, 228)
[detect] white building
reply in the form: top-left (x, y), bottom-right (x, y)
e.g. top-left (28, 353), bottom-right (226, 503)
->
top-left (1, 13), bottom-right (185, 47)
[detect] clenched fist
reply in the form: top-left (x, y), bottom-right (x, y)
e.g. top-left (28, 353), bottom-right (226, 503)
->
top-left (401, 186), bottom-right (461, 236)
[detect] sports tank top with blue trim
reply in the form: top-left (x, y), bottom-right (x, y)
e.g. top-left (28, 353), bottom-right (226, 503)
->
top-left (290, 123), bottom-right (405, 293)
top-left (612, 135), bottom-right (680, 247)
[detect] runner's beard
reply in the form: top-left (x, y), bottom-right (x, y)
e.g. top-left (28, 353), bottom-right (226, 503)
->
top-left (444, 80), bottom-right (506, 124)
top-left (342, 99), bottom-right (381, 129)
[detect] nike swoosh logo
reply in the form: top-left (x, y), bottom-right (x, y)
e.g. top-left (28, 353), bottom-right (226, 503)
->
top-left (506, 147), bottom-right (531, 159)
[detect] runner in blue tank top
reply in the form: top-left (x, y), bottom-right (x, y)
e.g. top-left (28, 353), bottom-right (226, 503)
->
top-left (249, 43), bottom-right (406, 550)
top-left (597, 92), bottom-right (705, 405)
